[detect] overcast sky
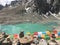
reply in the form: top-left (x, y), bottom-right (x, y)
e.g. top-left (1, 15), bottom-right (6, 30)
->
top-left (0, 0), bottom-right (15, 6)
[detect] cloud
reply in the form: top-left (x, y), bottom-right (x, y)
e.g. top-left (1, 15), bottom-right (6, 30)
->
top-left (0, 0), bottom-right (15, 6)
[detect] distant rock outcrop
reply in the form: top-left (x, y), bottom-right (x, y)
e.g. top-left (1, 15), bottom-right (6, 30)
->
top-left (0, 5), bottom-right (4, 10)
top-left (11, 1), bottom-right (18, 6)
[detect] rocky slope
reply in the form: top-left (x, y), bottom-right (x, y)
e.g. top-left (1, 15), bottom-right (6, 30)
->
top-left (0, 5), bottom-right (60, 24)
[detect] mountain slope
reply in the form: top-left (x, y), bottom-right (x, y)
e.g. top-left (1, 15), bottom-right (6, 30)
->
top-left (0, 5), bottom-right (60, 24)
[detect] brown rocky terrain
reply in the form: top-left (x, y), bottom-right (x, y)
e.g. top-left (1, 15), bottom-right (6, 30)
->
top-left (0, 5), bottom-right (60, 24)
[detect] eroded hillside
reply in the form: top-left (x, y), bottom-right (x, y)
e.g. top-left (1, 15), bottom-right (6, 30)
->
top-left (0, 5), bottom-right (60, 24)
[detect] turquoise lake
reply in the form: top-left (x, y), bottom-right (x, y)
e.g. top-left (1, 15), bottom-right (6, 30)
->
top-left (0, 22), bottom-right (59, 34)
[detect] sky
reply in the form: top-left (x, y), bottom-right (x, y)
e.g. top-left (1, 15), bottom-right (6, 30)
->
top-left (0, 0), bottom-right (15, 6)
